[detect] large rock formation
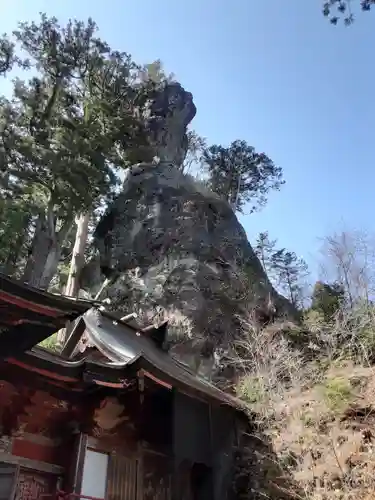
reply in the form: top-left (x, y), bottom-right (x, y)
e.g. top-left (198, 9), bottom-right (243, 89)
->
top-left (81, 82), bottom-right (292, 376)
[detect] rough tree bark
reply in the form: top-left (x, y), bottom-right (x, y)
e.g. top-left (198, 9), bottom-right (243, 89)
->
top-left (22, 212), bottom-right (51, 287)
top-left (65, 213), bottom-right (90, 298)
top-left (39, 223), bottom-right (72, 290)
top-left (56, 213), bottom-right (90, 347)
top-left (22, 203), bottom-right (72, 289)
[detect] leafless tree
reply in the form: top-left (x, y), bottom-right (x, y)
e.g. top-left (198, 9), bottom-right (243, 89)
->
top-left (320, 229), bottom-right (375, 307)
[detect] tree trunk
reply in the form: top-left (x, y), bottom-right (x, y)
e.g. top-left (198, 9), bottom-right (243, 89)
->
top-left (22, 213), bottom-right (51, 287)
top-left (342, 268), bottom-right (354, 309)
top-left (39, 244), bottom-right (62, 290)
top-left (285, 271), bottom-right (295, 307)
top-left (39, 218), bottom-right (73, 290)
top-left (22, 205), bottom-right (72, 290)
top-left (65, 213), bottom-right (90, 298)
top-left (57, 213), bottom-right (90, 346)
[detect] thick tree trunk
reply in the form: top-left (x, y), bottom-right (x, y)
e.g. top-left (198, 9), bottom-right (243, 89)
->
top-left (38, 218), bottom-right (73, 290)
top-left (22, 213), bottom-right (51, 287)
top-left (65, 213), bottom-right (90, 298)
top-left (22, 206), bottom-right (72, 290)
top-left (57, 213), bottom-right (90, 347)
top-left (39, 244), bottom-right (62, 290)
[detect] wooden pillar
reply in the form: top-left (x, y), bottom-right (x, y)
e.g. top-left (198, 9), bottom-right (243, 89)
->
top-left (69, 433), bottom-right (87, 496)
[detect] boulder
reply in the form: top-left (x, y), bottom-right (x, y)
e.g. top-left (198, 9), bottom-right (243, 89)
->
top-left (81, 82), bottom-right (293, 375)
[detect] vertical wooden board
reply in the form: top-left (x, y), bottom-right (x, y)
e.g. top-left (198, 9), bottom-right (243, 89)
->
top-left (174, 461), bottom-right (193, 500)
top-left (143, 451), bottom-right (172, 500)
top-left (70, 434), bottom-right (87, 495)
top-left (106, 454), bottom-right (138, 500)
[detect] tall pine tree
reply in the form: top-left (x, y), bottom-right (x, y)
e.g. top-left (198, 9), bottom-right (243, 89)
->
top-left (271, 249), bottom-right (308, 308)
top-left (202, 140), bottom-right (284, 213)
top-left (254, 231), bottom-right (277, 280)
top-left (0, 14), bottom-right (150, 289)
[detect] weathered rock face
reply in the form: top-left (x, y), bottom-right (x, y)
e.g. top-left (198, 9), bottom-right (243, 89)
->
top-left (81, 82), bottom-right (292, 376)
top-left (130, 81), bottom-right (196, 166)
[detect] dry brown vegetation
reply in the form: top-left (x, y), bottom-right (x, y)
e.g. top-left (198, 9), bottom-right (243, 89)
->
top-left (233, 306), bottom-right (375, 499)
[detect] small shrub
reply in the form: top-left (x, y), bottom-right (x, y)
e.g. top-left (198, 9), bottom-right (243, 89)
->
top-left (236, 375), bottom-right (267, 405)
top-left (300, 412), bottom-right (315, 427)
top-left (303, 309), bottom-right (327, 332)
top-left (322, 376), bottom-right (354, 413)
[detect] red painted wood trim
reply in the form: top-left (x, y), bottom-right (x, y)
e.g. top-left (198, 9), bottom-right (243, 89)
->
top-left (7, 358), bottom-right (79, 383)
top-left (93, 380), bottom-right (125, 388)
top-left (142, 370), bottom-right (172, 390)
top-left (0, 289), bottom-right (63, 317)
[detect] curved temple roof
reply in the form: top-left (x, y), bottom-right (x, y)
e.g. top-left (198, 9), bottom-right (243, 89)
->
top-left (0, 273), bottom-right (93, 357)
top-left (0, 274), bottom-right (244, 412)
top-left (82, 308), bottom-right (244, 409)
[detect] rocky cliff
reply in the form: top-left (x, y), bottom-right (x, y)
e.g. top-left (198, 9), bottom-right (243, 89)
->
top-left (81, 82), bottom-right (293, 376)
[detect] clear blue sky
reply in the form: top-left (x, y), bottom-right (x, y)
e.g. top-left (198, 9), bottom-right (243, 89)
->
top-left (1, 0), bottom-right (374, 277)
